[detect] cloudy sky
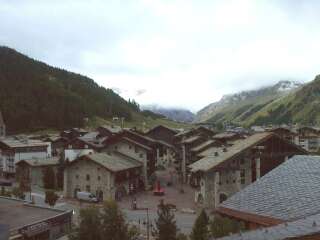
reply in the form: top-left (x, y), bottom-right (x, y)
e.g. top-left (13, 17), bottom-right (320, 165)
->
top-left (1, 0), bottom-right (320, 112)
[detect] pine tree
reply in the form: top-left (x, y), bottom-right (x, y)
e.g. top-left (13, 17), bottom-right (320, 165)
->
top-left (190, 209), bottom-right (209, 240)
top-left (155, 200), bottom-right (178, 240)
top-left (100, 199), bottom-right (131, 240)
top-left (70, 207), bottom-right (102, 240)
top-left (45, 190), bottom-right (59, 207)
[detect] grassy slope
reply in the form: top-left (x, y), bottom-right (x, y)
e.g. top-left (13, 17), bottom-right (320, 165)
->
top-left (243, 76), bottom-right (320, 126)
top-left (86, 114), bottom-right (191, 132)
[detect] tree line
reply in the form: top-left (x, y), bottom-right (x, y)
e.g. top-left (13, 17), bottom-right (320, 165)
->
top-left (71, 200), bottom-right (244, 240)
top-left (0, 46), bottom-right (141, 133)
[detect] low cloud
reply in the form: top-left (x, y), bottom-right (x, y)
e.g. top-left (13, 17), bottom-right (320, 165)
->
top-left (1, 0), bottom-right (320, 111)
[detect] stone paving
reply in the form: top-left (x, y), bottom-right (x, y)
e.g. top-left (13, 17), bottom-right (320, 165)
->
top-left (118, 168), bottom-right (198, 211)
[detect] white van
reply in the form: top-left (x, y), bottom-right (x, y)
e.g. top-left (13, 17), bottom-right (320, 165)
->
top-left (76, 191), bottom-right (98, 203)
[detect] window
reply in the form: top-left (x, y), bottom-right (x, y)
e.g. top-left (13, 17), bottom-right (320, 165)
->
top-left (98, 176), bottom-right (101, 181)
top-left (240, 158), bottom-right (245, 165)
top-left (86, 185), bottom-right (90, 192)
top-left (135, 146), bottom-right (139, 153)
top-left (240, 169), bottom-right (245, 184)
top-left (129, 145), bottom-right (132, 150)
top-left (76, 175), bottom-right (79, 179)
top-left (139, 153), bottom-right (144, 158)
top-left (86, 174), bottom-right (90, 181)
top-left (114, 145), bottom-right (118, 150)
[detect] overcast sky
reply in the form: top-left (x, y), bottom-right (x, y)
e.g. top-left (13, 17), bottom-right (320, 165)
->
top-left (1, 0), bottom-right (320, 112)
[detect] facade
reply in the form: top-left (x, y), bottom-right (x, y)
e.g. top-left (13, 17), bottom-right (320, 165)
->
top-left (270, 127), bottom-right (296, 143)
top-left (0, 197), bottom-right (72, 240)
top-left (216, 155), bottom-right (320, 233)
top-left (103, 136), bottom-right (154, 187)
top-left (189, 133), bottom-right (307, 208)
top-left (15, 157), bottom-right (59, 188)
top-left (96, 125), bottom-right (122, 137)
top-left (0, 139), bottom-right (51, 177)
top-left (294, 127), bottom-right (320, 153)
top-left (60, 128), bottom-right (88, 140)
top-left (145, 125), bottom-right (178, 146)
top-left (43, 136), bottom-right (68, 156)
top-left (64, 148), bottom-right (94, 162)
top-left (63, 153), bottom-right (142, 201)
top-left (67, 133), bottom-right (106, 152)
top-left (0, 110), bottom-right (5, 138)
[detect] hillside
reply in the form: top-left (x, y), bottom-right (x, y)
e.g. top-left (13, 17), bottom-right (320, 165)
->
top-left (195, 80), bottom-right (303, 125)
top-left (0, 47), bottom-right (189, 133)
top-left (245, 75), bottom-right (320, 126)
top-left (142, 105), bottom-right (195, 123)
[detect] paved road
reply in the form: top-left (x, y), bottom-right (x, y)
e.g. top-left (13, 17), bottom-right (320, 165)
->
top-left (24, 189), bottom-right (197, 234)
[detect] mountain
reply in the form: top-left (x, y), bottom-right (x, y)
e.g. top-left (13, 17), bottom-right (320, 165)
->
top-left (195, 80), bottom-right (303, 125)
top-left (245, 75), bottom-right (320, 126)
top-left (142, 105), bottom-right (195, 123)
top-left (0, 47), bottom-right (146, 133)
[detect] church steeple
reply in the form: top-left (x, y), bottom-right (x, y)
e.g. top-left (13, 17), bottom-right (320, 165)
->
top-left (0, 110), bottom-right (6, 137)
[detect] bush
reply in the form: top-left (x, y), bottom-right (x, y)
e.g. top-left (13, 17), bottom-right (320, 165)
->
top-left (0, 186), bottom-right (11, 197)
top-left (210, 216), bottom-right (245, 238)
top-left (45, 190), bottom-right (59, 207)
top-left (12, 187), bottom-right (25, 199)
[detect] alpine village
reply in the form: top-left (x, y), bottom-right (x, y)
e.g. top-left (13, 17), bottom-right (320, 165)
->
top-left (2, 47), bottom-right (320, 240)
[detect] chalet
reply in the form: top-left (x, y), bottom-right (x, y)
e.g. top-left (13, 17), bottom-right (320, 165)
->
top-left (103, 134), bottom-right (156, 188)
top-left (294, 126), bottom-right (320, 153)
top-left (67, 131), bottom-right (107, 152)
top-left (124, 128), bottom-right (177, 168)
top-left (96, 125), bottom-right (122, 137)
top-left (174, 127), bottom-right (217, 183)
top-left (269, 127), bottom-right (296, 143)
top-left (174, 126), bottom-right (216, 143)
top-left (63, 152), bottom-right (142, 201)
top-left (43, 135), bottom-right (68, 156)
top-left (216, 155), bottom-right (320, 233)
top-left (16, 157), bottom-right (59, 188)
top-left (0, 138), bottom-right (51, 177)
top-left (0, 110), bottom-right (5, 138)
top-left (145, 125), bottom-right (178, 145)
top-left (60, 128), bottom-right (88, 140)
top-left (212, 132), bottom-right (245, 145)
top-left (188, 133), bottom-right (307, 208)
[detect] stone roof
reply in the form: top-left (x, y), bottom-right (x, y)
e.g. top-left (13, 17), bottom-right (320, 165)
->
top-left (216, 212), bottom-right (320, 240)
top-left (190, 140), bottom-right (218, 153)
top-left (197, 146), bottom-right (226, 158)
top-left (213, 132), bottom-right (238, 139)
top-left (181, 135), bottom-right (202, 144)
top-left (0, 197), bottom-right (71, 231)
top-left (146, 125), bottom-right (178, 134)
top-left (218, 155), bottom-right (320, 222)
top-left (16, 157), bottom-right (60, 167)
top-left (0, 139), bottom-right (49, 148)
top-left (100, 125), bottom-right (122, 134)
top-left (81, 153), bottom-right (142, 172)
top-left (121, 137), bottom-right (153, 151)
top-left (189, 132), bottom-right (273, 172)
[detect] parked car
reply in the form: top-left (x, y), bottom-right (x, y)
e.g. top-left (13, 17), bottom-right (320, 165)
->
top-left (76, 191), bottom-right (98, 203)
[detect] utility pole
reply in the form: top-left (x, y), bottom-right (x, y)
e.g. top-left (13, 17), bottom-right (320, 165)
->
top-left (139, 207), bottom-right (150, 240)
